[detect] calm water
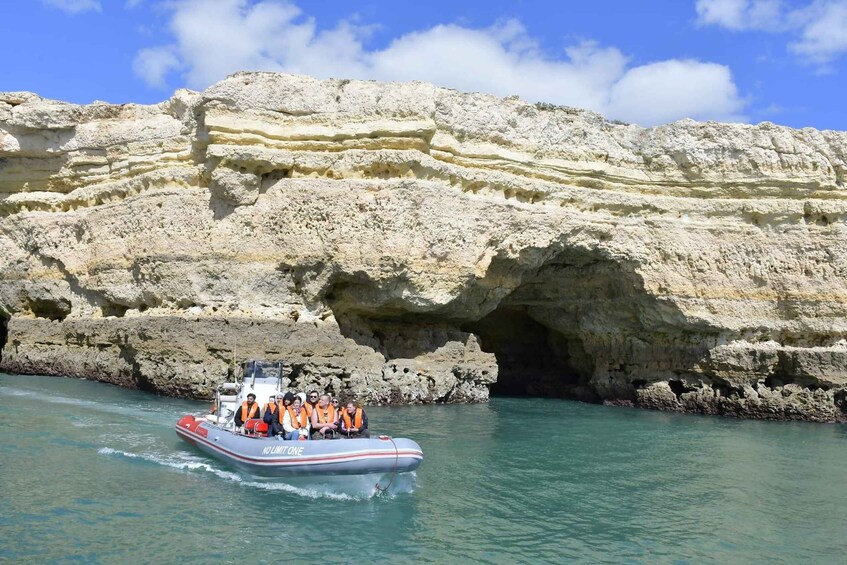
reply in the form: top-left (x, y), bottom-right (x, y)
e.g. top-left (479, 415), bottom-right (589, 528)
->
top-left (2, 373), bottom-right (847, 563)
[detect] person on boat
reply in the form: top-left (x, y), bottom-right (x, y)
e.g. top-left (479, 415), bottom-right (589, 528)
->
top-left (340, 400), bottom-right (370, 439)
top-left (303, 390), bottom-right (319, 417)
top-left (282, 393), bottom-right (310, 440)
top-left (235, 393), bottom-right (260, 429)
top-left (263, 394), bottom-right (282, 437)
top-left (310, 393), bottom-right (338, 440)
top-left (263, 395), bottom-right (277, 419)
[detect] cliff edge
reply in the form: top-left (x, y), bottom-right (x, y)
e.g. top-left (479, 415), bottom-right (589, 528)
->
top-left (2, 73), bottom-right (846, 420)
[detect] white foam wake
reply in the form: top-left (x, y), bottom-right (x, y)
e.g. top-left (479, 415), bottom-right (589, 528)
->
top-left (98, 447), bottom-right (243, 482)
top-left (97, 447), bottom-right (414, 500)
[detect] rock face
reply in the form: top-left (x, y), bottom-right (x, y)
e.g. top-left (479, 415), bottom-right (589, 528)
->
top-left (2, 73), bottom-right (847, 420)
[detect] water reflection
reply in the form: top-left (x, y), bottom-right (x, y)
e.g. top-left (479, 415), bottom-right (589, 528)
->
top-left (2, 374), bottom-right (847, 562)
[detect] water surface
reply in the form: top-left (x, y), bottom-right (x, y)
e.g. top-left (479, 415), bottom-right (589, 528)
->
top-left (2, 373), bottom-right (846, 563)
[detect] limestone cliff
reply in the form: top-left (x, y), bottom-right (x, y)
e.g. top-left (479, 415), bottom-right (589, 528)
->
top-left (2, 73), bottom-right (846, 420)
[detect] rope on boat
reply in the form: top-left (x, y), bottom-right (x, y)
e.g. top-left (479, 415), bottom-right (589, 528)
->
top-left (374, 436), bottom-right (400, 495)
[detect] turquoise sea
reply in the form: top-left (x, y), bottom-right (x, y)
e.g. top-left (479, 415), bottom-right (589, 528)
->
top-left (2, 373), bottom-right (847, 563)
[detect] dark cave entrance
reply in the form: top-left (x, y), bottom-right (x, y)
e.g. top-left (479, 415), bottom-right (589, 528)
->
top-left (461, 306), bottom-right (595, 400)
top-left (0, 313), bottom-right (8, 366)
top-left (323, 243), bottom-right (667, 404)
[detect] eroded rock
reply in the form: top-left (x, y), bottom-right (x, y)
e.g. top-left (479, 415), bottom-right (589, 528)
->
top-left (1, 72), bottom-right (846, 419)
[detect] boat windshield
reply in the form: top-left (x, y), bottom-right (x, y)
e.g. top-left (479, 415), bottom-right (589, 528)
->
top-left (241, 360), bottom-right (283, 381)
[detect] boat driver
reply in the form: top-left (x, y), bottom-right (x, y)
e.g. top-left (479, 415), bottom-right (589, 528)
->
top-left (235, 393), bottom-right (260, 429)
top-left (310, 394), bottom-right (338, 440)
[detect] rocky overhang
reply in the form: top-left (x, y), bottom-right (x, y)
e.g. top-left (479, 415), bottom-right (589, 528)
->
top-left (1, 72), bottom-right (846, 421)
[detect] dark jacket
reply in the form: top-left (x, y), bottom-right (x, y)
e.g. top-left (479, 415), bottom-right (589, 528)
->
top-left (262, 403), bottom-right (282, 424)
top-left (235, 402), bottom-right (260, 427)
top-left (340, 408), bottom-right (368, 434)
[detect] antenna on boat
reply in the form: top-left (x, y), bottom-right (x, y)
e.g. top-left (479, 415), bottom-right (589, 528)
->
top-left (232, 336), bottom-right (238, 383)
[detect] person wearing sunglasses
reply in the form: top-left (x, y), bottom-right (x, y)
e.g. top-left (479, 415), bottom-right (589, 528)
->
top-left (310, 393), bottom-right (338, 440)
top-left (303, 390), bottom-right (319, 418)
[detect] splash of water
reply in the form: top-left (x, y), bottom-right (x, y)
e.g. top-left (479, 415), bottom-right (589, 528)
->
top-left (97, 447), bottom-right (415, 500)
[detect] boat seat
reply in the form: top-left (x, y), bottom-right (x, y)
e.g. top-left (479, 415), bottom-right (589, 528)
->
top-left (244, 419), bottom-right (268, 435)
top-left (205, 414), bottom-right (227, 425)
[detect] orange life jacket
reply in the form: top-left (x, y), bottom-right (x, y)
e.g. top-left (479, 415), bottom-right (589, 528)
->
top-left (265, 402), bottom-right (278, 415)
top-left (304, 402), bottom-right (315, 417)
top-left (240, 401), bottom-right (259, 421)
top-left (315, 405), bottom-right (336, 424)
top-left (286, 406), bottom-right (309, 429)
top-left (342, 408), bottom-right (363, 429)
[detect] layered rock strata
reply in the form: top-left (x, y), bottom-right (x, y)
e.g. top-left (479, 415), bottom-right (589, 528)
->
top-left (2, 73), bottom-right (846, 420)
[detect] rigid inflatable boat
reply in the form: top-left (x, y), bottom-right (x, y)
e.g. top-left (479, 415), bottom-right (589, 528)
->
top-left (175, 361), bottom-right (423, 479)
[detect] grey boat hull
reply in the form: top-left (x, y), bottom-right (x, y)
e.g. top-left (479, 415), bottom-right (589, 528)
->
top-left (175, 415), bottom-right (423, 477)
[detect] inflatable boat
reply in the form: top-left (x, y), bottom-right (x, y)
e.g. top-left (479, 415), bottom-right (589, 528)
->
top-left (175, 361), bottom-right (423, 478)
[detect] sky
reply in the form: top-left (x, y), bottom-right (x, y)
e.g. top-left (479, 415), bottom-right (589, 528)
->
top-left (1, 0), bottom-right (846, 130)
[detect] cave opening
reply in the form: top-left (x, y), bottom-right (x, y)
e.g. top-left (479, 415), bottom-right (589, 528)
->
top-left (0, 313), bottom-right (7, 366)
top-left (461, 306), bottom-right (595, 400)
top-left (325, 243), bottom-right (664, 404)
top-left (457, 243), bottom-right (664, 402)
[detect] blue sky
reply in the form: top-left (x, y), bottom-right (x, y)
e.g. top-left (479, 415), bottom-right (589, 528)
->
top-left (1, 0), bottom-right (845, 129)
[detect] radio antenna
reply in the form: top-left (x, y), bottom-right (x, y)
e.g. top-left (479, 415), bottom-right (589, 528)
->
top-left (232, 336), bottom-right (238, 383)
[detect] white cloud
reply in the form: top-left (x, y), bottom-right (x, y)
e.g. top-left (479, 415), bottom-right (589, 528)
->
top-left (367, 28), bottom-right (632, 115)
top-left (607, 60), bottom-right (746, 125)
top-left (133, 47), bottom-right (181, 88)
top-left (134, 0), bottom-right (747, 126)
top-left (695, 0), bottom-right (783, 30)
top-left (696, 0), bottom-right (847, 66)
top-left (788, 1), bottom-right (847, 65)
top-left (42, 0), bottom-right (102, 14)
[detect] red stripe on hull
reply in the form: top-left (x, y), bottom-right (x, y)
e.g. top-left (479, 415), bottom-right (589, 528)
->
top-left (176, 426), bottom-right (422, 467)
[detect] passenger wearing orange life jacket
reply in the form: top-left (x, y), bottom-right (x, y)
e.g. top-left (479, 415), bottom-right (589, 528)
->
top-left (310, 393), bottom-right (338, 440)
top-left (303, 390), bottom-right (319, 417)
top-left (263, 394), bottom-right (284, 437)
top-left (263, 395), bottom-right (277, 418)
top-left (340, 400), bottom-right (370, 439)
top-left (282, 394), bottom-right (310, 440)
top-left (234, 393), bottom-right (260, 428)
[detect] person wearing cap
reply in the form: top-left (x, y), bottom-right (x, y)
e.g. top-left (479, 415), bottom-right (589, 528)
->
top-left (234, 393), bottom-right (260, 428)
top-left (310, 393), bottom-right (338, 439)
top-left (340, 400), bottom-right (370, 438)
top-left (282, 393), bottom-right (310, 440)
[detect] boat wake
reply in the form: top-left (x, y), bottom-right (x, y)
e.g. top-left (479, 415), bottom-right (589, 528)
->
top-left (97, 447), bottom-right (416, 500)
top-left (98, 446), bottom-right (243, 482)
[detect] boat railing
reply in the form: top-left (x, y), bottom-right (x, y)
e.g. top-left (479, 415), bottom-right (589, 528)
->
top-left (207, 360), bottom-right (287, 428)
